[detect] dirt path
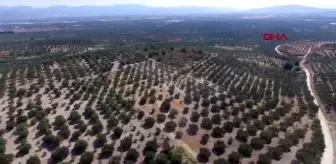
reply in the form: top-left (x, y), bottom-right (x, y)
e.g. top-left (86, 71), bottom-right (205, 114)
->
top-left (276, 45), bottom-right (334, 164)
top-left (300, 49), bottom-right (334, 164)
top-left (275, 45), bottom-right (286, 57)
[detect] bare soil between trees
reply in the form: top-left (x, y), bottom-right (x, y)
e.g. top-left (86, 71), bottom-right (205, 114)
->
top-left (277, 45), bottom-right (335, 164)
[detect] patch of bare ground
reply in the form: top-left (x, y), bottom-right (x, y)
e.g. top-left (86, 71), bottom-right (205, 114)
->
top-left (170, 99), bottom-right (184, 112)
top-left (181, 135), bottom-right (201, 152)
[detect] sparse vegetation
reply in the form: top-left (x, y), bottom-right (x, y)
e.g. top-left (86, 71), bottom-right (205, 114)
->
top-left (0, 17), bottom-right (329, 164)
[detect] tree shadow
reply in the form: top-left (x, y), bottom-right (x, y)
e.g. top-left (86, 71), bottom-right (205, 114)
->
top-left (41, 142), bottom-right (58, 152)
top-left (71, 149), bottom-right (84, 156)
top-left (14, 137), bottom-right (23, 144)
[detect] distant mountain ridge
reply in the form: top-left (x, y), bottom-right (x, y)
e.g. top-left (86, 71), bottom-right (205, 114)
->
top-left (0, 4), bottom-right (240, 21)
top-left (0, 4), bottom-right (335, 21)
top-left (248, 5), bottom-right (335, 13)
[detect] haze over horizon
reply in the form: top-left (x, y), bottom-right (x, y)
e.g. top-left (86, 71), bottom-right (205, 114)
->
top-left (0, 0), bottom-right (336, 9)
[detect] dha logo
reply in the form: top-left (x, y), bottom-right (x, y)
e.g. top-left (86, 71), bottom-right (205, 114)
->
top-left (263, 33), bottom-right (288, 41)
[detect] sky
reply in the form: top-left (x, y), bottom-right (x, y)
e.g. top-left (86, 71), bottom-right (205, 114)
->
top-left (0, 0), bottom-right (336, 9)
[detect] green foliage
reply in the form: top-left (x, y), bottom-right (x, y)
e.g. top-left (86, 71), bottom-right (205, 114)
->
top-left (43, 134), bottom-right (61, 148)
top-left (228, 152), bottom-right (241, 164)
top-left (200, 118), bottom-right (213, 130)
top-left (0, 137), bottom-right (6, 153)
top-left (144, 151), bottom-right (156, 163)
top-left (53, 115), bottom-right (66, 130)
top-left (197, 148), bottom-right (211, 163)
top-left (238, 143), bottom-right (253, 157)
top-left (99, 143), bottom-right (114, 159)
top-left (94, 134), bottom-right (107, 148)
top-left (26, 156), bottom-right (41, 164)
top-left (109, 155), bottom-right (121, 164)
top-left (72, 140), bottom-right (88, 155)
top-left (17, 143), bottom-right (32, 156)
top-left (154, 153), bottom-right (169, 164)
top-left (143, 140), bottom-right (159, 155)
top-left (51, 146), bottom-right (69, 163)
top-left (260, 130), bottom-right (273, 144)
top-left (57, 124), bottom-right (71, 139)
top-left (283, 62), bottom-right (294, 70)
top-left (257, 153), bottom-right (272, 164)
top-left (0, 153), bottom-right (13, 164)
top-left (124, 148), bottom-right (139, 163)
top-left (212, 140), bottom-right (226, 156)
top-left (214, 158), bottom-right (229, 164)
top-left (236, 129), bottom-right (249, 143)
top-left (79, 152), bottom-right (94, 164)
top-left (250, 137), bottom-right (265, 150)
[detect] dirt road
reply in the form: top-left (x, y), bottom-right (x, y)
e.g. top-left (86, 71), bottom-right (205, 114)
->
top-left (300, 49), bottom-right (334, 164)
top-left (275, 45), bottom-right (334, 164)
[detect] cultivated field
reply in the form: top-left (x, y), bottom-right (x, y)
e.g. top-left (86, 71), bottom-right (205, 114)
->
top-left (277, 41), bottom-right (336, 57)
top-left (0, 46), bottom-right (325, 164)
top-left (276, 40), bottom-right (336, 164)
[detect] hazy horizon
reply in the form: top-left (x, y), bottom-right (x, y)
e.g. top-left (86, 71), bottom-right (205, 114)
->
top-left (0, 0), bottom-right (336, 9)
